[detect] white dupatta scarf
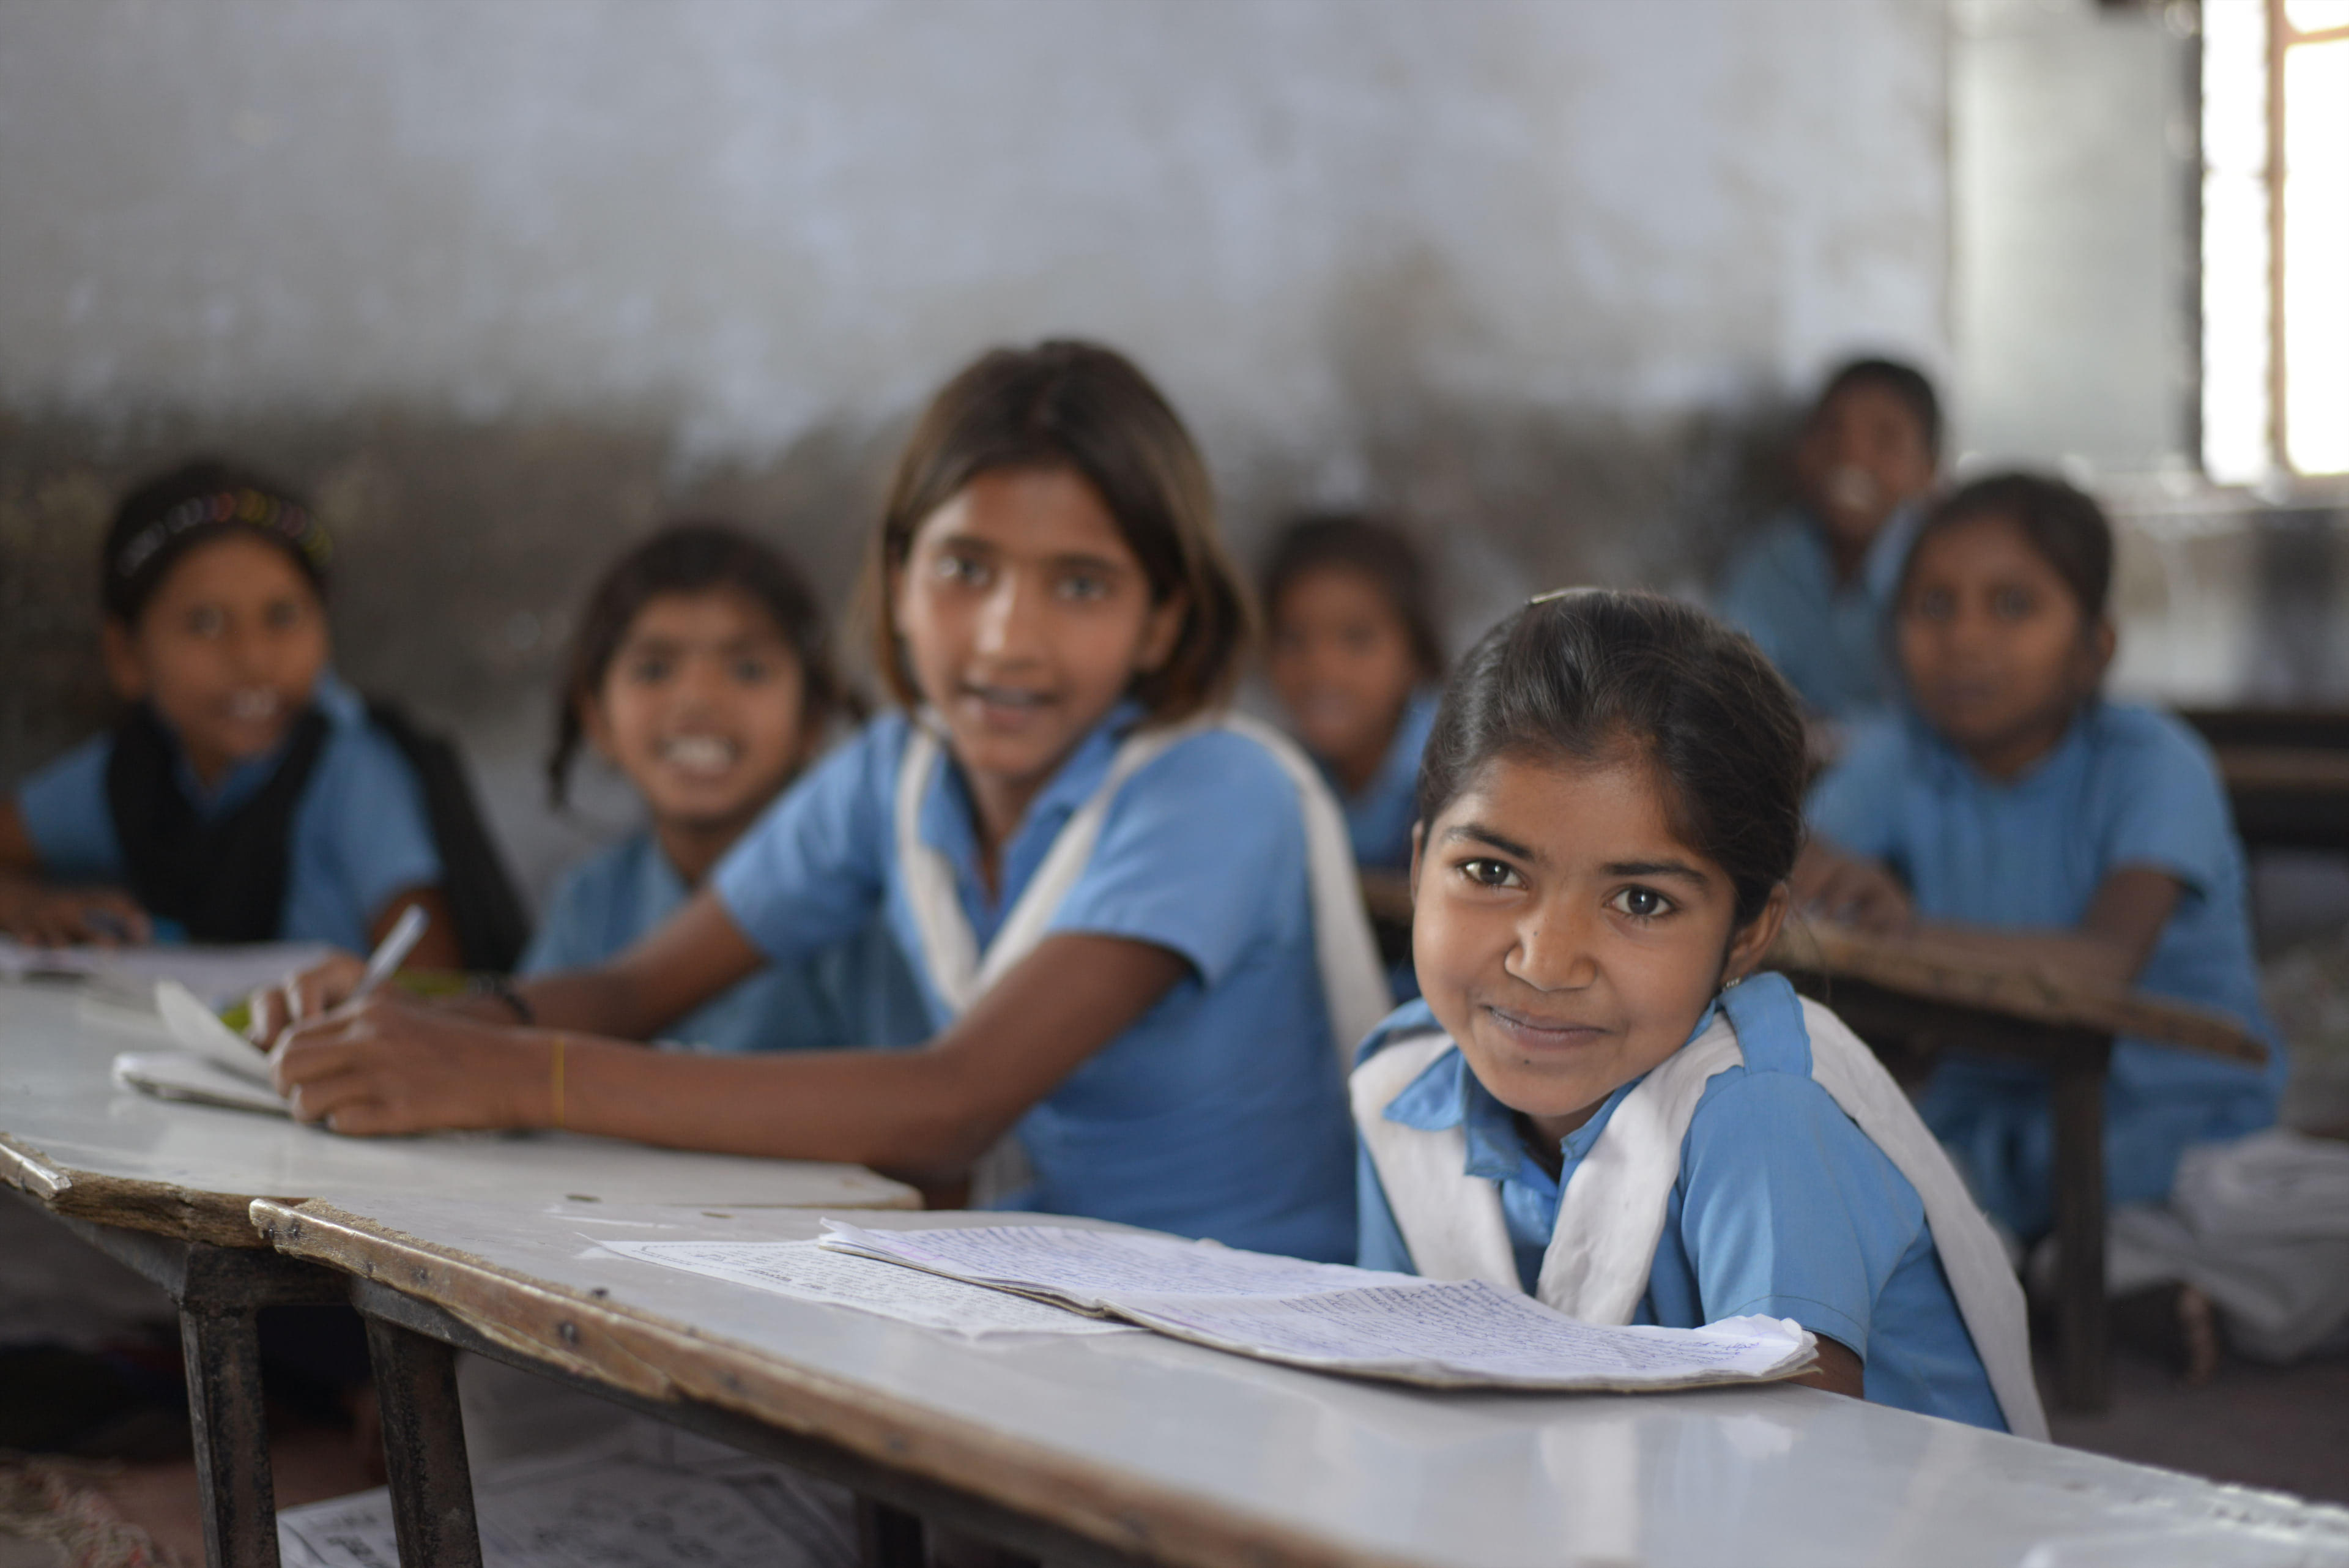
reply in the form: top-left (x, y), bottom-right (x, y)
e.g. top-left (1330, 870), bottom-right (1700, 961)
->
top-left (1349, 976), bottom-right (2048, 1440)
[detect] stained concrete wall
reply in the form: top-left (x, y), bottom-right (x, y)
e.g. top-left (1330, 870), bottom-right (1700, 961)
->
top-left (0, 0), bottom-right (1952, 900)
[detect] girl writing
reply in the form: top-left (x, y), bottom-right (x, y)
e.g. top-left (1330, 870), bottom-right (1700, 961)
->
top-left (1797, 474), bottom-right (2284, 1245)
top-left (1353, 589), bottom-right (2042, 1435)
top-left (258, 341), bottom-right (1388, 1262)
top-left (0, 461), bottom-right (480, 968)
top-left (524, 521), bottom-right (927, 1053)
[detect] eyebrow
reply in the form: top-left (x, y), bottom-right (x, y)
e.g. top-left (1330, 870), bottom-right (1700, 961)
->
top-left (1440, 822), bottom-right (1541, 863)
top-left (1603, 859), bottom-right (1710, 884)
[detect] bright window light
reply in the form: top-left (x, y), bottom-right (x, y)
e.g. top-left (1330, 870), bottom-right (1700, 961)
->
top-left (2202, 0), bottom-right (2271, 483)
top-left (2280, 37), bottom-right (2349, 474)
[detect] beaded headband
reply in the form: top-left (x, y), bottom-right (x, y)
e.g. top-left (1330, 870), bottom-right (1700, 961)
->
top-left (109, 488), bottom-right (333, 589)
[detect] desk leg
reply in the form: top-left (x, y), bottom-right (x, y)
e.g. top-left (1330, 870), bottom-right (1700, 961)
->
top-left (2051, 1064), bottom-right (2109, 1412)
top-left (857, 1498), bottom-right (927, 1568)
top-left (365, 1318), bottom-right (484, 1568)
top-left (180, 1306), bottom-right (281, 1568)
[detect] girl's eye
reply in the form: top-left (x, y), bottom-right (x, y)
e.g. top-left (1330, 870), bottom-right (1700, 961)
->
top-left (732, 658), bottom-right (772, 683)
top-left (1058, 571), bottom-right (1110, 603)
top-left (187, 606), bottom-right (226, 638)
top-left (1608, 885), bottom-right (1674, 920)
top-left (628, 656), bottom-right (674, 683)
top-left (1910, 587), bottom-right (1955, 622)
top-left (263, 600), bottom-right (305, 631)
top-left (1458, 858), bottom-right (1522, 890)
top-left (1991, 585), bottom-right (2036, 620)
top-left (933, 552), bottom-right (989, 587)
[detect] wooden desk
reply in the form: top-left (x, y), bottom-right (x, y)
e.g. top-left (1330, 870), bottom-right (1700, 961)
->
top-left (1767, 923), bottom-right (2268, 1413)
top-left (0, 981), bottom-right (916, 1568)
top-left (2178, 706), bottom-right (2349, 853)
top-left (254, 1197), bottom-right (2349, 1568)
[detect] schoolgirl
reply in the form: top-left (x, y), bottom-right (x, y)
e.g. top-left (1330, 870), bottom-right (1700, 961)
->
top-left (1798, 474), bottom-right (2285, 1242)
top-left (261, 341), bottom-right (1389, 1263)
top-left (0, 460), bottom-right (522, 970)
top-left (1262, 514), bottom-right (1445, 998)
top-left (1353, 589), bottom-right (2043, 1436)
top-left (524, 521), bottom-right (928, 1053)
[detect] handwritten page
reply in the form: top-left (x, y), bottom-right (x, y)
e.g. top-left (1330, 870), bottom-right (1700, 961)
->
top-left (112, 1050), bottom-right (290, 1117)
top-left (598, 1238), bottom-right (1135, 1337)
top-left (278, 1441), bottom-right (855, 1568)
top-left (819, 1222), bottom-right (1817, 1392)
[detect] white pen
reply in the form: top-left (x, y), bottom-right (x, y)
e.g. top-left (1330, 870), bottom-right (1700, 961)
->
top-left (347, 904), bottom-right (430, 1005)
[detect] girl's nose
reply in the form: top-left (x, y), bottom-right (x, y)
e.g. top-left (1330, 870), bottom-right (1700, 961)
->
top-left (973, 572), bottom-right (1040, 659)
top-left (1505, 904), bottom-right (1599, 992)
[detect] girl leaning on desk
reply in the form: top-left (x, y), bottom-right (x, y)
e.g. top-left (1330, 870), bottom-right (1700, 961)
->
top-left (253, 339), bottom-right (1389, 1266)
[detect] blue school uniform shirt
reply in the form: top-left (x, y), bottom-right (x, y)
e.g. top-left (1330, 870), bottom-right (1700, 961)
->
top-left (711, 702), bottom-right (1357, 1262)
top-left (1715, 502), bottom-right (1926, 719)
top-left (12, 671), bottom-right (441, 951)
top-left (1328, 690), bottom-right (1439, 874)
top-left (1807, 702), bottom-right (2285, 1236)
top-left (521, 830), bottom-right (930, 1055)
top-left (1354, 988), bottom-right (2006, 1431)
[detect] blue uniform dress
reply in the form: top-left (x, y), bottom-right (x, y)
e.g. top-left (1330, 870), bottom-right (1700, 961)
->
top-left (712, 702), bottom-right (1357, 1262)
top-left (1808, 702), bottom-right (2285, 1237)
top-left (1714, 502), bottom-right (1927, 719)
top-left (13, 671), bottom-right (440, 951)
top-left (522, 830), bottom-right (930, 1055)
top-left (1355, 990), bottom-right (2006, 1431)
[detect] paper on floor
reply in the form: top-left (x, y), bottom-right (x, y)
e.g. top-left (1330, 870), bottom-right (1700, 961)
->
top-left (819, 1221), bottom-right (1817, 1391)
top-left (599, 1238), bottom-right (1138, 1337)
top-left (277, 1436), bottom-right (857, 1568)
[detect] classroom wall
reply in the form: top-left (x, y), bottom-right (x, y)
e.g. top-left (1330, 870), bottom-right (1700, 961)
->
top-left (0, 0), bottom-right (1954, 901)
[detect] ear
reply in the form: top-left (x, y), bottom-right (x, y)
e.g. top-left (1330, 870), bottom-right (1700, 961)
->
top-left (1721, 882), bottom-right (1791, 987)
top-left (1135, 587), bottom-right (1189, 676)
top-left (100, 619), bottom-right (148, 702)
top-left (1408, 819), bottom-right (1426, 903)
top-left (2085, 615), bottom-right (2117, 682)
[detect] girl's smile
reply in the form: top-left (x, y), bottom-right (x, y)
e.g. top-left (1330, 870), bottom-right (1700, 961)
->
top-left (1411, 749), bottom-right (1785, 1148)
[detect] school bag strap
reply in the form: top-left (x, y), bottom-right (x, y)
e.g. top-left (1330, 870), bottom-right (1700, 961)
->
top-left (1351, 975), bottom-right (2049, 1440)
top-left (363, 699), bottom-right (533, 975)
top-left (105, 701), bottom-right (333, 943)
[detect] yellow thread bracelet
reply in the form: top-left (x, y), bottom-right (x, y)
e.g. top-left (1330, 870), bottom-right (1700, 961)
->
top-left (549, 1035), bottom-right (566, 1129)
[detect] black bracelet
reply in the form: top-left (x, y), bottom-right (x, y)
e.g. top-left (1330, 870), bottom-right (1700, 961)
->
top-left (472, 975), bottom-right (535, 1026)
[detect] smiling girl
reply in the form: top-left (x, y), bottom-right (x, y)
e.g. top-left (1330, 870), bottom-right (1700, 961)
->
top-left (0, 461), bottom-right (470, 967)
top-left (524, 522), bottom-right (927, 1054)
top-left (258, 341), bottom-right (1388, 1261)
top-left (1351, 589), bottom-right (2043, 1435)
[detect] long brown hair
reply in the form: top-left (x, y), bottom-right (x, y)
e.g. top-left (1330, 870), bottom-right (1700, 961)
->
top-left (864, 340), bottom-right (1252, 723)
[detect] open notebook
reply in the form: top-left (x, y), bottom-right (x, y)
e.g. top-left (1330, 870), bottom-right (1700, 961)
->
top-left (111, 979), bottom-right (290, 1116)
top-left (815, 1220), bottom-right (1817, 1392)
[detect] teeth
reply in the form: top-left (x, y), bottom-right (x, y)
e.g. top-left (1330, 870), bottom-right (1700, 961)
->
top-left (658, 736), bottom-right (739, 774)
top-left (228, 690), bottom-right (280, 721)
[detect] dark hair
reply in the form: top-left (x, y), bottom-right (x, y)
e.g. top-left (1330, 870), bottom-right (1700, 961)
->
top-left (547, 521), bottom-right (852, 807)
top-left (1815, 357), bottom-right (1943, 462)
top-left (865, 340), bottom-right (1252, 722)
top-left (102, 459), bottom-right (330, 625)
top-left (1898, 472), bottom-right (2113, 623)
top-left (1261, 514), bottom-right (1444, 681)
top-left (1416, 590), bottom-right (1806, 928)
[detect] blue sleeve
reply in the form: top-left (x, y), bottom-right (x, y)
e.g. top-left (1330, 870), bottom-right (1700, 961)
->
top-left (1805, 718), bottom-right (1909, 863)
top-left (1047, 730), bottom-right (1304, 986)
top-left (1674, 1069), bottom-right (1928, 1358)
top-left (711, 721), bottom-right (892, 965)
top-left (300, 723), bottom-right (443, 929)
top-left (13, 738), bottom-right (124, 882)
top-left (2096, 718), bottom-right (2238, 901)
top-left (1713, 538), bottom-right (1794, 671)
top-left (518, 859), bottom-right (607, 976)
top-left (1355, 1139), bottom-right (1418, 1274)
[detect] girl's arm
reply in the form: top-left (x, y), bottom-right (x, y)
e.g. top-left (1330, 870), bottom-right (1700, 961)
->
top-left (270, 931), bottom-right (1189, 1175)
top-left (0, 800), bottom-right (153, 945)
top-left (1909, 867), bottom-right (2183, 990)
top-left (1789, 1336), bottom-right (1866, 1400)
